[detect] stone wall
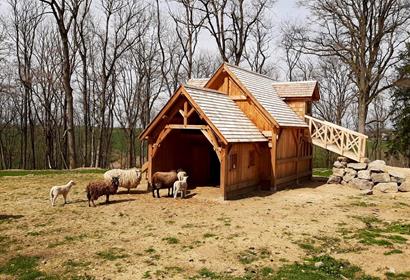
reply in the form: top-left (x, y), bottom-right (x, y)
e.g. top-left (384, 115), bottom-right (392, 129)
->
top-left (328, 157), bottom-right (409, 195)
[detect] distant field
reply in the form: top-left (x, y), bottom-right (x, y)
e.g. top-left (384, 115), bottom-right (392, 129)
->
top-left (1, 172), bottom-right (410, 279)
top-left (0, 169), bottom-right (106, 177)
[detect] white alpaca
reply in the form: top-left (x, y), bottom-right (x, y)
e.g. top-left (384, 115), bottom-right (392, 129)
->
top-left (49, 180), bottom-right (76, 206)
top-left (104, 168), bottom-right (141, 193)
top-left (173, 176), bottom-right (188, 199)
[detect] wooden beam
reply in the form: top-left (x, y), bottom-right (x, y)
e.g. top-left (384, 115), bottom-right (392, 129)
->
top-left (230, 95), bottom-right (247, 101)
top-left (166, 124), bottom-right (207, 130)
top-left (201, 128), bottom-right (222, 161)
top-left (187, 107), bottom-right (195, 118)
top-left (183, 101), bottom-right (188, 126)
top-left (270, 131), bottom-right (277, 191)
top-left (220, 146), bottom-right (228, 200)
top-left (152, 127), bottom-right (172, 158)
top-left (148, 142), bottom-right (153, 185)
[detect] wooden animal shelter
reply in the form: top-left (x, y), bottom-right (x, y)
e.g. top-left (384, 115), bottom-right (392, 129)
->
top-left (140, 63), bottom-right (367, 199)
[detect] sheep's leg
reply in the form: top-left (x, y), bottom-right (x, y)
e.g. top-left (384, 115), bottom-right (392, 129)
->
top-left (156, 188), bottom-right (160, 198)
top-left (52, 195), bottom-right (56, 207)
top-left (106, 194), bottom-right (110, 204)
top-left (152, 188), bottom-right (155, 198)
top-left (92, 199), bottom-right (96, 207)
top-left (63, 193), bottom-right (67, 205)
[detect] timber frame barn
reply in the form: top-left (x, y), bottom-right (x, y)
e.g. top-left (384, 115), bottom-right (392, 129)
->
top-left (139, 63), bottom-right (319, 200)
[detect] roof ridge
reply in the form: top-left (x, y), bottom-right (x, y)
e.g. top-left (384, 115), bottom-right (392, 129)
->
top-left (183, 84), bottom-right (227, 95)
top-left (272, 80), bottom-right (317, 84)
top-left (224, 62), bottom-right (277, 82)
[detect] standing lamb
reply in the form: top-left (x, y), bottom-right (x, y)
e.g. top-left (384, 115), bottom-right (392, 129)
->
top-left (86, 176), bottom-right (120, 207)
top-left (173, 176), bottom-right (188, 199)
top-left (104, 168), bottom-right (141, 193)
top-left (49, 180), bottom-right (76, 206)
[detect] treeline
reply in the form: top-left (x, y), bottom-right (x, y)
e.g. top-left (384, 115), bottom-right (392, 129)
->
top-left (0, 0), bottom-right (409, 170)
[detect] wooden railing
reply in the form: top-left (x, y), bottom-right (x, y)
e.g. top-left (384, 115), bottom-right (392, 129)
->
top-left (305, 115), bottom-right (368, 162)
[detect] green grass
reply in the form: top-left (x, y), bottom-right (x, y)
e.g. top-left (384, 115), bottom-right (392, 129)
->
top-left (162, 237), bottom-right (179, 244)
top-left (96, 248), bottom-right (129, 261)
top-left (384, 249), bottom-right (403, 255)
top-left (385, 271), bottom-right (410, 280)
top-left (273, 255), bottom-right (378, 280)
top-left (0, 255), bottom-right (58, 280)
top-left (190, 255), bottom-right (377, 280)
top-left (351, 217), bottom-right (410, 247)
top-left (0, 169), bottom-right (106, 177)
top-left (313, 168), bottom-right (332, 178)
top-left (203, 233), bottom-right (216, 238)
top-left (238, 248), bottom-right (270, 265)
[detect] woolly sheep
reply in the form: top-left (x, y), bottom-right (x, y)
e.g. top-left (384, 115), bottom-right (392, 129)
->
top-left (86, 176), bottom-right (120, 207)
top-left (104, 168), bottom-right (141, 193)
top-left (49, 180), bottom-right (76, 206)
top-left (173, 176), bottom-right (188, 199)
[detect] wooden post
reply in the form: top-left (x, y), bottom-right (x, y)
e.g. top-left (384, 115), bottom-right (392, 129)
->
top-left (148, 141), bottom-right (153, 187)
top-left (270, 130), bottom-right (277, 191)
top-left (296, 129), bottom-right (300, 184)
top-left (220, 146), bottom-right (228, 200)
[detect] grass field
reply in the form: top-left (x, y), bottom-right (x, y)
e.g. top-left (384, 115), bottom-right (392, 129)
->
top-left (1, 170), bottom-right (410, 279)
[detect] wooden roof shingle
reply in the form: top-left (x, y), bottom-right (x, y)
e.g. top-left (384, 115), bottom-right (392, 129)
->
top-left (185, 85), bottom-right (268, 143)
top-left (272, 81), bottom-right (318, 99)
top-left (225, 64), bottom-right (308, 127)
top-left (186, 78), bottom-right (209, 88)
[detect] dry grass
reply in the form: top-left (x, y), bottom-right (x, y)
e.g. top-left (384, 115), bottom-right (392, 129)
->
top-left (1, 171), bottom-right (410, 279)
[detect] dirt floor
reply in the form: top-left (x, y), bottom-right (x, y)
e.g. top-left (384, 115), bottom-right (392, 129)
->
top-left (1, 170), bottom-right (410, 279)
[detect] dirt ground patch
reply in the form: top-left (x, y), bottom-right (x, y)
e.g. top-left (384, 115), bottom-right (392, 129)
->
top-left (1, 172), bottom-right (410, 279)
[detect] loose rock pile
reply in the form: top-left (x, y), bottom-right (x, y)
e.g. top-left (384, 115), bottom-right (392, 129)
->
top-left (327, 157), bottom-right (409, 195)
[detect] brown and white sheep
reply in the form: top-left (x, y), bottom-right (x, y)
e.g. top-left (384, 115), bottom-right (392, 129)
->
top-left (86, 176), bottom-right (120, 207)
top-left (150, 169), bottom-right (186, 198)
top-left (104, 168), bottom-right (141, 193)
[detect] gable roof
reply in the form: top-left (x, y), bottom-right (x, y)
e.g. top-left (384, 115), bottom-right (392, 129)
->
top-left (272, 81), bottom-right (319, 100)
top-left (187, 78), bottom-right (209, 88)
top-left (224, 64), bottom-right (308, 127)
top-left (185, 86), bottom-right (267, 142)
top-left (139, 85), bottom-right (267, 143)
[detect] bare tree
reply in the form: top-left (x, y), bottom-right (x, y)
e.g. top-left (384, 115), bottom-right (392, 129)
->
top-left (168, 0), bottom-right (204, 79)
top-left (198, 0), bottom-right (274, 65)
top-left (8, 0), bottom-right (44, 169)
top-left (313, 57), bottom-right (355, 126)
top-left (192, 51), bottom-right (221, 78)
top-left (279, 20), bottom-right (305, 81)
top-left (298, 0), bottom-right (410, 133)
top-left (74, 0), bottom-right (92, 166)
top-left (92, 0), bottom-right (146, 167)
top-left (244, 20), bottom-right (272, 74)
top-left (38, 0), bottom-right (86, 169)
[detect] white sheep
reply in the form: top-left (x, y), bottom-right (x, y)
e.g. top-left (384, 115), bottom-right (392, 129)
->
top-left (104, 168), bottom-right (141, 193)
top-left (173, 176), bottom-right (188, 199)
top-left (177, 169), bottom-right (187, 181)
top-left (49, 180), bottom-right (76, 206)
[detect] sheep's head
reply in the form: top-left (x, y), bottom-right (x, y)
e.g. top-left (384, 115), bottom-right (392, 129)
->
top-left (111, 176), bottom-right (120, 188)
top-left (135, 169), bottom-right (141, 178)
top-left (182, 176), bottom-right (188, 182)
top-left (69, 180), bottom-right (76, 186)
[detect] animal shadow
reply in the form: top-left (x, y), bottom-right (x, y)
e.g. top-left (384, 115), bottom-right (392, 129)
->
top-left (0, 214), bottom-right (24, 221)
top-left (117, 189), bottom-right (148, 195)
top-left (98, 198), bottom-right (135, 205)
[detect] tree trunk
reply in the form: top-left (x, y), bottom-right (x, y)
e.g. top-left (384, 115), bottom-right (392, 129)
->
top-left (357, 97), bottom-right (368, 134)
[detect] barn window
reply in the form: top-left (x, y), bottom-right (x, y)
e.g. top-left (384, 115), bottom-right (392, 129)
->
top-left (248, 150), bottom-right (256, 167)
top-left (230, 154), bottom-right (238, 170)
